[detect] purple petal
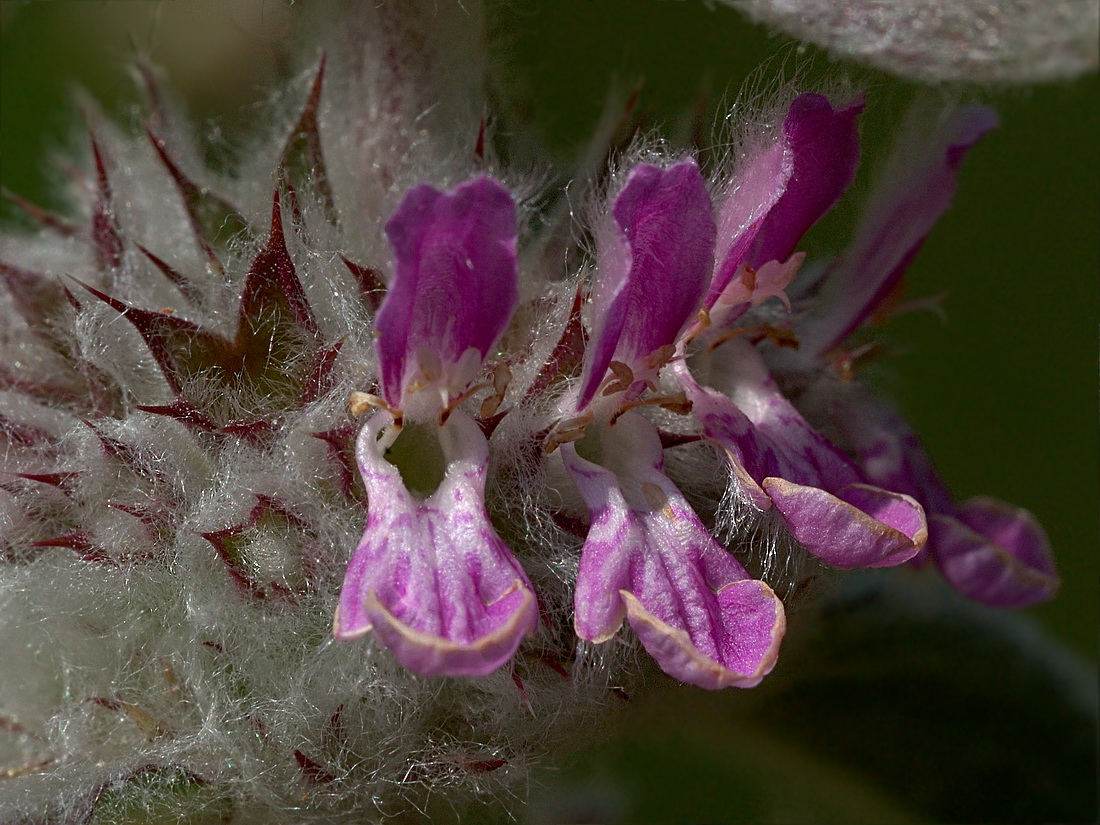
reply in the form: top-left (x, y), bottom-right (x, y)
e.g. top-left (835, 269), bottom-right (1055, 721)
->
top-left (829, 390), bottom-right (957, 516)
top-left (622, 578), bottom-right (784, 691)
top-left (578, 160), bottom-right (716, 409)
top-left (562, 451), bottom-right (635, 644)
top-left (830, 389), bottom-right (1059, 600)
top-left (672, 367), bottom-right (773, 512)
top-left (563, 412), bottom-right (785, 689)
top-left (801, 105), bottom-right (998, 356)
top-left (930, 498), bottom-right (1059, 609)
top-left (334, 410), bottom-right (537, 676)
top-left (675, 341), bottom-right (926, 567)
top-left (707, 93), bottom-right (863, 311)
top-left (763, 479), bottom-right (927, 569)
top-left (376, 177), bottom-right (518, 410)
top-left (708, 137), bottom-right (789, 309)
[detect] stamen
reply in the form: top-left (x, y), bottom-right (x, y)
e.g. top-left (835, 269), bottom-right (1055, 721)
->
top-left (642, 344), bottom-right (677, 371)
top-left (543, 410), bottom-right (594, 453)
top-left (609, 391), bottom-right (692, 425)
top-left (679, 308), bottom-right (712, 348)
top-left (600, 361), bottom-right (635, 396)
top-left (431, 360), bottom-right (513, 425)
top-left (349, 392), bottom-right (403, 435)
top-left (479, 363), bottom-right (512, 418)
top-left (349, 392), bottom-right (392, 416)
top-left (740, 264), bottom-right (757, 292)
top-left (830, 341), bottom-right (882, 382)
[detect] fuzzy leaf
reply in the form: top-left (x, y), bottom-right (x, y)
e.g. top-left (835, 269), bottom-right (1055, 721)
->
top-left (0, 260), bottom-right (66, 329)
top-left (86, 765), bottom-right (234, 825)
top-left (82, 192), bottom-right (323, 419)
top-left (340, 254), bottom-right (386, 312)
top-left (721, 0), bottom-right (1099, 83)
top-left (78, 281), bottom-right (235, 397)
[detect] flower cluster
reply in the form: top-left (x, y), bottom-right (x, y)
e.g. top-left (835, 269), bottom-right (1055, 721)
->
top-left (0, 5), bottom-right (1060, 818)
top-left (330, 92), bottom-right (1058, 690)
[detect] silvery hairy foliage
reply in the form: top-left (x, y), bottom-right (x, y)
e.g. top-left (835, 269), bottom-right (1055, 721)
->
top-left (722, 0), bottom-right (1099, 83)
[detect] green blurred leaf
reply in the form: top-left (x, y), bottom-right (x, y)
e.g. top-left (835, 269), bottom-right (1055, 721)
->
top-left (538, 573), bottom-right (1097, 824)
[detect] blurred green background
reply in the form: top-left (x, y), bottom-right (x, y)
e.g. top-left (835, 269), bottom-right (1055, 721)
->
top-left (2, 2), bottom-right (1096, 822)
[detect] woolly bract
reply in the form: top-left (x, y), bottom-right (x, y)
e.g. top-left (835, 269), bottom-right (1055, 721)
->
top-left (722, 0), bottom-right (1099, 84)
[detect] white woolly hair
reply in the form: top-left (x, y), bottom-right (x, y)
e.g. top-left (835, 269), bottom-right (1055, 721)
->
top-left (0, 4), bottom-right (646, 822)
top-left (0, 2), bottom-right (873, 821)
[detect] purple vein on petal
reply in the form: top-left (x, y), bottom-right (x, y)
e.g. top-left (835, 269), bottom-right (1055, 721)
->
top-left (334, 410), bottom-right (537, 676)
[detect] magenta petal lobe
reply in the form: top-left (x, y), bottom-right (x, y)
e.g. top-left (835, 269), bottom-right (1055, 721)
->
top-left (334, 410), bottom-right (537, 677)
top-left (763, 478), bottom-right (926, 569)
top-left (375, 177), bottom-right (519, 410)
top-left (678, 342), bottom-right (927, 568)
top-left (930, 498), bottom-right (1059, 609)
top-left (362, 583), bottom-right (537, 678)
top-left (578, 160), bottom-right (716, 409)
top-left (565, 457), bottom-right (633, 644)
top-left (622, 577), bottom-right (784, 690)
top-left (832, 390), bottom-right (1058, 600)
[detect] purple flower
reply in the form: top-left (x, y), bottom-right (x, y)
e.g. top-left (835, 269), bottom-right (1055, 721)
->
top-left (831, 391), bottom-right (1059, 607)
top-left (683, 94), bottom-right (928, 570)
top-left (783, 104), bottom-right (1057, 606)
top-left (563, 413), bottom-right (785, 689)
top-left (676, 342), bottom-right (927, 569)
top-left (797, 105), bottom-right (999, 357)
top-left (562, 160), bottom-right (786, 688)
top-left (330, 96), bottom-right (1055, 689)
top-left (334, 177), bottom-right (537, 676)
